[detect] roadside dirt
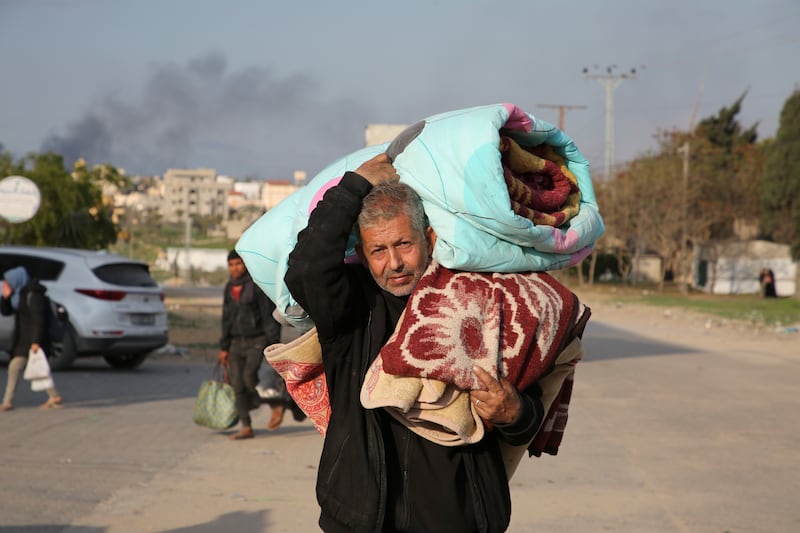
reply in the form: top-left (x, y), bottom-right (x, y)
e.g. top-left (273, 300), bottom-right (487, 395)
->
top-left (155, 296), bottom-right (305, 364)
top-left (156, 298), bottom-right (223, 363)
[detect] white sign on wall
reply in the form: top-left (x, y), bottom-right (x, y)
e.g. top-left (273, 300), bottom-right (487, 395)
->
top-left (0, 175), bottom-right (42, 223)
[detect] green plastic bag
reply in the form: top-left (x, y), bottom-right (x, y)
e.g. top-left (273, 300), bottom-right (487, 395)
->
top-left (192, 365), bottom-right (239, 430)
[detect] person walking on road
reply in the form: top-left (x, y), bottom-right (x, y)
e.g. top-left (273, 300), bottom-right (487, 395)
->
top-left (284, 154), bottom-right (548, 532)
top-left (219, 250), bottom-right (283, 439)
top-left (1, 266), bottom-right (63, 411)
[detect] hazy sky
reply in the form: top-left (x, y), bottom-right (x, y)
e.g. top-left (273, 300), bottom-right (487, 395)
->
top-left (1, 0), bottom-right (797, 180)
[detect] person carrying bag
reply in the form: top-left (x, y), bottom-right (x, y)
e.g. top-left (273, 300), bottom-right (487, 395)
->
top-left (1, 266), bottom-right (63, 411)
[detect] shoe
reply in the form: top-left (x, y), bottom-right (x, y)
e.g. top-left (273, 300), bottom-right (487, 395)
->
top-left (229, 426), bottom-right (255, 440)
top-left (0, 403), bottom-right (13, 412)
top-left (267, 405), bottom-right (285, 430)
top-left (256, 385), bottom-right (283, 400)
top-left (40, 396), bottom-right (63, 409)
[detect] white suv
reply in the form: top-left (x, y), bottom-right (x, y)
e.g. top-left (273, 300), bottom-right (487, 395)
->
top-left (0, 246), bottom-right (168, 370)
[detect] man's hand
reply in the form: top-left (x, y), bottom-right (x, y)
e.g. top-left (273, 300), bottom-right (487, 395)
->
top-left (469, 365), bottom-right (522, 425)
top-left (1, 282), bottom-right (12, 299)
top-left (218, 350), bottom-right (229, 365)
top-left (355, 153), bottom-right (399, 186)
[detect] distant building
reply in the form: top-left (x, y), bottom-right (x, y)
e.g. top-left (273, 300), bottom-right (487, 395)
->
top-left (693, 239), bottom-right (797, 296)
top-left (227, 190), bottom-right (247, 211)
top-left (161, 168), bottom-right (231, 223)
top-left (233, 181), bottom-right (263, 201)
top-left (630, 255), bottom-right (663, 284)
top-left (261, 180), bottom-right (300, 210)
top-left (156, 247), bottom-right (229, 273)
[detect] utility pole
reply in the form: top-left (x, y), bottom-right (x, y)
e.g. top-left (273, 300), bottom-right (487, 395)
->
top-left (582, 64), bottom-right (643, 180)
top-left (678, 69), bottom-right (706, 294)
top-left (535, 104), bottom-right (586, 131)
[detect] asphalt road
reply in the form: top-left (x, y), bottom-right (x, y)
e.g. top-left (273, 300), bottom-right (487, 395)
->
top-left (0, 300), bottom-right (623, 530)
top-left (0, 357), bottom-right (211, 530)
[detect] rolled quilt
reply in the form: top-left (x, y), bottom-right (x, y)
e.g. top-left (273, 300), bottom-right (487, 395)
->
top-left (500, 137), bottom-right (581, 227)
top-left (237, 103), bottom-right (604, 328)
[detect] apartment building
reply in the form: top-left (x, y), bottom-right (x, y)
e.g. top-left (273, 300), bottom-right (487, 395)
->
top-left (161, 168), bottom-right (232, 223)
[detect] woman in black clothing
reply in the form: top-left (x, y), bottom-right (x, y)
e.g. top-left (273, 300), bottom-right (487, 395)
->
top-left (1, 266), bottom-right (62, 411)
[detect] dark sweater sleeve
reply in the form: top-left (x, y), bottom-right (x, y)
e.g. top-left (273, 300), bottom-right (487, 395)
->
top-left (219, 283), bottom-right (233, 351)
top-left (257, 290), bottom-right (281, 346)
top-left (284, 172), bottom-right (372, 343)
top-left (493, 383), bottom-right (545, 447)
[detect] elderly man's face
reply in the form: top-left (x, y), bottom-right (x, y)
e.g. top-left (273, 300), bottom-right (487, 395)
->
top-left (357, 213), bottom-right (436, 297)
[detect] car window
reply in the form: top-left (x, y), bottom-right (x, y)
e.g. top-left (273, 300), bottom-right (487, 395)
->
top-left (0, 253), bottom-right (65, 281)
top-left (93, 263), bottom-right (158, 287)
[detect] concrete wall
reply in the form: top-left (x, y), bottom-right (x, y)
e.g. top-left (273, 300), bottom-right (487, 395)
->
top-left (156, 247), bottom-right (229, 273)
top-left (630, 255), bottom-right (662, 283)
top-left (694, 240), bottom-right (797, 296)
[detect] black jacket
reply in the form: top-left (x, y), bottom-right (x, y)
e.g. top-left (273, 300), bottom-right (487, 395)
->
top-left (0, 279), bottom-right (47, 358)
top-left (285, 172), bottom-right (544, 533)
top-left (219, 274), bottom-right (280, 350)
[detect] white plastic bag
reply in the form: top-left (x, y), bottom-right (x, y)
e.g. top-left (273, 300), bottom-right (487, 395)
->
top-left (23, 347), bottom-right (51, 381)
top-left (31, 376), bottom-right (55, 391)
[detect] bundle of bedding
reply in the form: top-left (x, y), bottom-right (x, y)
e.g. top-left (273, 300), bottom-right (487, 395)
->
top-left (245, 103), bottom-right (601, 461)
top-left (360, 260), bottom-right (591, 452)
top-left (263, 260), bottom-right (590, 473)
top-left (236, 103), bottom-right (604, 330)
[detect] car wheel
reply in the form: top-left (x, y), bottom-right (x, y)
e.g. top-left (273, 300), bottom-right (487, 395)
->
top-left (103, 352), bottom-right (150, 369)
top-left (48, 328), bottom-right (77, 371)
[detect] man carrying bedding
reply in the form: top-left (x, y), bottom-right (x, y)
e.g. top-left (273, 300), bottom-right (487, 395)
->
top-left (285, 153), bottom-right (545, 532)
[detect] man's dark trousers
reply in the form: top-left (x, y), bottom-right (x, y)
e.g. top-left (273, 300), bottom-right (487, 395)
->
top-left (228, 335), bottom-right (265, 427)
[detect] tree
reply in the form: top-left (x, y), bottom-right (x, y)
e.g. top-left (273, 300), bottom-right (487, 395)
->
top-left (592, 180), bottom-right (631, 282)
top-left (0, 151), bottom-right (126, 249)
top-left (693, 92), bottom-right (762, 240)
top-left (759, 89), bottom-right (800, 297)
top-left (760, 89), bottom-right (800, 254)
top-left (696, 92), bottom-right (758, 152)
top-left (597, 94), bottom-right (764, 291)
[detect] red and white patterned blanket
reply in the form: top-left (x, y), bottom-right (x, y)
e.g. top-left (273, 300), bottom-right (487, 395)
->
top-left (264, 328), bottom-right (329, 435)
top-left (267, 261), bottom-right (588, 462)
top-left (378, 260), bottom-right (581, 391)
top-left (360, 261), bottom-right (589, 458)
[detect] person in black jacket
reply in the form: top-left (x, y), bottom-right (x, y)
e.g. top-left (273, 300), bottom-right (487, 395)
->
top-left (284, 154), bottom-right (545, 532)
top-left (1, 266), bottom-right (62, 411)
top-left (759, 268), bottom-right (777, 298)
top-left (219, 250), bottom-right (283, 439)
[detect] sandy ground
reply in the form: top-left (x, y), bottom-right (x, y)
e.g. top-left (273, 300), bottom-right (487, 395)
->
top-left (66, 290), bottom-right (799, 533)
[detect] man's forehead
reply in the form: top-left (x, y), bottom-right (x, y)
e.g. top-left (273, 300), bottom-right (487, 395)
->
top-left (360, 216), bottom-right (419, 245)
